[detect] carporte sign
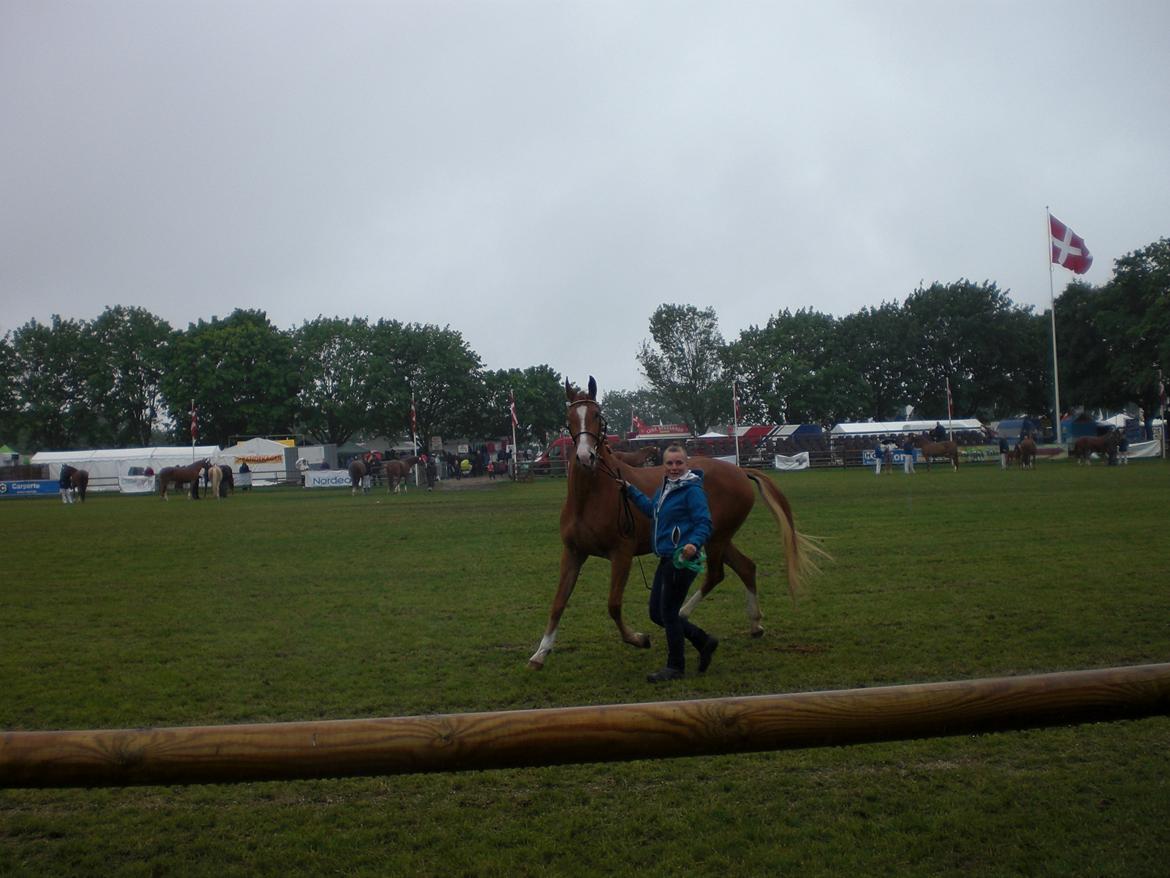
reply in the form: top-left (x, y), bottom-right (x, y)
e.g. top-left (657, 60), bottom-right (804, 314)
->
top-left (0, 480), bottom-right (58, 498)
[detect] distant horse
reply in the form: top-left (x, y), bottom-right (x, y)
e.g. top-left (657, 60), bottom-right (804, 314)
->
top-left (384, 456), bottom-right (420, 493)
top-left (158, 459), bottom-right (211, 500)
top-left (1017, 436), bottom-right (1038, 469)
top-left (348, 459), bottom-right (369, 495)
top-left (1072, 431), bottom-right (1120, 465)
top-left (911, 433), bottom-right (960, 471)
top-left (58, 464), bottom-right (88, 503)
top-left (209, 463), bottom-right (235, 499)
top-left (217, 465), bottom-right (235, 497)
top-left (613, 446), bottom-right (659, 467)
top-left (70, 468), bottom-right (89, 502)
top-left (528, 376), bottom-right (825, 670)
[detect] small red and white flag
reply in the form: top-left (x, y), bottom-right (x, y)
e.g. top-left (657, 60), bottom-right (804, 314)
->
top-left (632, 414), bottom-right (650, 435)
top-left (410, 395), bottom-right (417, 434)
top-left (189, 401), bottom-right (197, 440)
top-left (945, 378), bottom-right (954, 423)
top-left (732, 381), bottom-right (742, 424)
top-left (1050, 214), bottom-right (1093, 275)
top-left (509, 390), bottom-right (519, 429)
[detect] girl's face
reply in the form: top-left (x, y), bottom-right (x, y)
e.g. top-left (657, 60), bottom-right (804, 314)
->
top-left (663, 450), bottom-right (688, 479)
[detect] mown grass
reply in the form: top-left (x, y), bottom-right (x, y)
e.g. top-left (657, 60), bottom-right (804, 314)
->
top-left (2, 462), bottom-right (1169, 876)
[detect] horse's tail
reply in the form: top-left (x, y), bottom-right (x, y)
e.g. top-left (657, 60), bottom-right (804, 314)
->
top-left (743, 469), bottom-right (829, 600)
top-left (77, 471), bottom-right (88, 502)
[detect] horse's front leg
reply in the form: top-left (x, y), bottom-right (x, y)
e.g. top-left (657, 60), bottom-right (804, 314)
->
top-left (528, 547), bottom-right (586, 670)
top-left (607, 549), bottom-right (651, 649)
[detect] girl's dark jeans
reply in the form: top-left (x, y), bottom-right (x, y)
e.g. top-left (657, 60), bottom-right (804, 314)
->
top-left (649, 557), bottom-right (710, 672)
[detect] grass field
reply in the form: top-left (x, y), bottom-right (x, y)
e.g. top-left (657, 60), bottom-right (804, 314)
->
top-left (3, 462), bottom-right (1170, 876)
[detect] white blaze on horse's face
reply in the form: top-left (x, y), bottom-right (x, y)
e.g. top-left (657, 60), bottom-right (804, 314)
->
top-left (573, 403), bottom-right (598, 469)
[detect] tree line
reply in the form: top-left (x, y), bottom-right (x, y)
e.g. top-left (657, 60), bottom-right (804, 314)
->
top-left (614, 238), bottom-right (1169, 434)
top-left (0, 310), bottom-right (568, 452)
top-left (2, 237), bottom-right (1165, 452)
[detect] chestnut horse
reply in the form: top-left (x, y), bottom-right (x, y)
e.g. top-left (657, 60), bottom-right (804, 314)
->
top-left (348, 459), bottom-right (369, 495)
top-left (1072, 430), bottom-right (1120, 465)
top-left (384, 456), bottom-right (420, 493)
top-left (528, 377), bottom-right (824, 670)
top-left (69, 467), bottom-right (89, 502)
top-left (158, 459), bottom-right (211, 500)
top-left (1016, 436), bottom-right (1038, 469)
top-left (911, 433), bottom-right (960, 471)
top-left (612, 446), bottom-right (659, 467)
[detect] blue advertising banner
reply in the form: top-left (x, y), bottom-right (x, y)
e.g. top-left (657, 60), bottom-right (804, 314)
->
top-left (0, 480), bottom-right (59, 498)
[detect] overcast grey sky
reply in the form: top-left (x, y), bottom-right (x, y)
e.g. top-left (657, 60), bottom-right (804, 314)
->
top-left (2, 1), bottom-right (1167, 394)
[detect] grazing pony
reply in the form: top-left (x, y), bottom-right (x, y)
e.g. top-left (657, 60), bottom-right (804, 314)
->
top-left (911, 433), bottom-right (960, 471)
top-left (528, 377), bottom-right (825, 670)
top-left (209, 463), bottom-right (235, 498)
top-left (1072, 431), bottom-right (1120, 465)
top-left (71, 468), bottom-right (89, 502)
top-left (158, 459), bottom-right (211, 500)
top-left (612, 446), bottom-right (659, 467)
top-left (1016, 436), bottom-right (1038, 469)
top-left (58, 464), bottom-right (88, 503)
top-left (384, 456), bottom-right (420, 493)
top-left (348, 458), bottom-right (369, 495)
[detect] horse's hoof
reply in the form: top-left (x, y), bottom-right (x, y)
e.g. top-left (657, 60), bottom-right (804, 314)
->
top-left (636, 633), bottom-right (651, 649)
top-left (750, 627), bottom-right (765, 639)
top-left (526, 659), bottom-right (544, 671)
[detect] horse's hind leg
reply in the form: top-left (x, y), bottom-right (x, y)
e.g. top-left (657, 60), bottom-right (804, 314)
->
top-left (606, 550), bottom-right (651, 651)
top-left (724, 543), bottom-right (765, 637)
top-left (528, 548), bottom-right (586, 670)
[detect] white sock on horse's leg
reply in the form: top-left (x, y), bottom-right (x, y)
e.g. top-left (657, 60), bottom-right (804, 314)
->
top-left (680, 589), bottom-right (703, 619)
top-left (529, 631), bottom-right (557, 667)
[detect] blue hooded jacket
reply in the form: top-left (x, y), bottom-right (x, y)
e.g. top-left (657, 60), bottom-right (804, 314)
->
top-left (625, 469), bottom-right (713, 558)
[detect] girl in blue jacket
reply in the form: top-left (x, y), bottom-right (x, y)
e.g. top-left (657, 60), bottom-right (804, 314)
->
top-left (622, 444), bottom-right (719, 682)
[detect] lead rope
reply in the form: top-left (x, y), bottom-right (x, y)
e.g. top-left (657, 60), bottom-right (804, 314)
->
top-left (605, 458), bottom-right (651, 590)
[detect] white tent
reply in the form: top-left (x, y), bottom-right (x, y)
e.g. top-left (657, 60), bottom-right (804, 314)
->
top-left (830, 419), bottom-right (984, 436)
top-left (214, 437), bottom-right (298, 486)
top-left (30, 446), bottom-right (222, 493)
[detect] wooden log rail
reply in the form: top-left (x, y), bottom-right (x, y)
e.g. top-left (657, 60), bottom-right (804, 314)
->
top-left (3, 663), bottom-right (1168, 788)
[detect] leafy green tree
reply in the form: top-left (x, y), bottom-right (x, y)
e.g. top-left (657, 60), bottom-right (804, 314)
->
top-left (161, 309), bottom-right (300, 446)
top-left (367, 320), bottom-right (484, 448)
top-left (1052, 279), bottom-right (1120, 414)
top-left (483, 365), bottom-right (565, 445)
top-left (10, 316), bottom-right (94, 450)
top-left (292, 317), bottom-right (376, 446)
top-left (1098, 238), bottom-right (1170, 422)
top-left (637, 304), bottom-right (727, 434)
top-left (85, 306), bottom-right (172, 447)
top-left (0, 333), bottom-right (20, 445)
top-left (724, 309), bottom-right (866, 425)
top-left (836, 303), bottom-right (917, 421)
top-left (902, 281), bottom-right (1044, 421)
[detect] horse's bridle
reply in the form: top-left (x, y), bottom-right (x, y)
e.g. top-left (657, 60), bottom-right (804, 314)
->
top-left (567, 398), bottom-right (609, 452)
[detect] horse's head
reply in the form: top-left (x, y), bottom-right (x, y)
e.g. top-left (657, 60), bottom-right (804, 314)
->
top-left (564, 375), bottom-right (606, 471)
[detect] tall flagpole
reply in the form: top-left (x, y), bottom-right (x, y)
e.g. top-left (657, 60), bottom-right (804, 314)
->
top-left (411, 392), bottom-right (420, 487)
top-left (509, 390), bottom-right (519, 481)
top-left (190, 399), bottom-right (196, 461)
top-left (945, 378), bottom-right (954, 441)
top-left (732, 380), bottom-right (741, 467)
top-left (1047, 207), bottom-right (1064, 447)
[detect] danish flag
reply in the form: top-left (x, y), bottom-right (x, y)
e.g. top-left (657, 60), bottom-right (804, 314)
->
top-left (509, 390), bottom-right (519, 428)
top-left (189, 401), bottom-right (197, 439)
top-left (1050, 214), bottom-right (1093, 275)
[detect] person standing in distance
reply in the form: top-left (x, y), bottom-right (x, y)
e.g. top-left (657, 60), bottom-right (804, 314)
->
top-left (621, 444), bottom-right (718, 682)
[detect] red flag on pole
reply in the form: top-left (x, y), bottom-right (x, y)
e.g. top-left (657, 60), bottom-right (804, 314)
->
top-left (733, 381), bottom-right (741, 423)
top-left (189, 401), bottom-right (197, 440)
top-left (509, 390), bottom-right (519, 428)
top-left (945, 378), bottom-right (954, 423)
top-left (1050, 214), bottom-right (1093, 274)
top-left (410, 396), bottom-right (417, 434)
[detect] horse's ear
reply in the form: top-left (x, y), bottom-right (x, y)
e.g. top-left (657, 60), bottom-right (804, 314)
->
top-left (587, 376), bottom-right (597, 400)
top-left (565, 378), bottom-right (575, 402)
